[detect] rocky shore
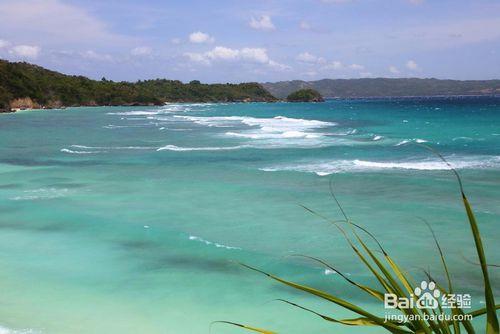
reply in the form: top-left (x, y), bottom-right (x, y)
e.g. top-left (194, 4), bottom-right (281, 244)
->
top-left (0, 96), bottom-right (277, 114)
top-left (0, 97), bottom-right (165, 113)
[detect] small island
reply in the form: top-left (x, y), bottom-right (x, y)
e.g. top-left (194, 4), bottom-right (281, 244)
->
top-left (286, 88), bottom-right (325, 102)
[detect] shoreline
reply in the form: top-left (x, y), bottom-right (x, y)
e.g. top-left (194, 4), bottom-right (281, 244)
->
top-left (0, 99), bottom-right (280, 114)
top-left (3, 94), bottom-right (500, 114)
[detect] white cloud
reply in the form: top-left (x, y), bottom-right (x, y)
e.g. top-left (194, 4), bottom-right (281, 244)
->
top-left (299, 21), bottom-right (311, 30)
top-left (185, 52), bottom-right (210, 65)
top-left (323, 61), bottom-right (343, 70)
top-left (349, 63), bottom-right (364, 70)
top-left (406, 60), bottom-right (419, 70)
top-left (0, 39), bottom-right (10, 48)
top-left (389, 65), bottom-right (400, 74)
top-left (185, 46), bottom-right (288, 71)
top-left (207, 46), bottom-right (239, 60)
top-left (268, 60), bottom-right (291, 71)
top-left (240, 48), bottom-right (269, 63)
top-left (9, 45), bottom-right (40, 58)
top-left (249, 15), bottom-right (275, 31)
top-left (296, 52), bottom-right (325, 64)
top-left (0, 0), bottom-right (130, 48)
top-left (171, 38), bottom-right (181, 45)
top-left (131, 46), bottom-right (152, 56)
top-left (189, 31), bottom-right (214, 44)
top-left (305, 59), bottom-right (364, 72)
top-left (81, 50), bottom-right (113, 61)
top-left (185, 46), bottom-right (238, 65)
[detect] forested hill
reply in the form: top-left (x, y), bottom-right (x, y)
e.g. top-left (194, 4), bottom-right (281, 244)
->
top-left (263, 78), bottom-right (500, 99)
top-left (0, 60), bottom-right (276, 111)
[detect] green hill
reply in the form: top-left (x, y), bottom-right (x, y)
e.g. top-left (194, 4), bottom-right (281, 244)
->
top-left (286, 89), bottom-right (324, 102)
top-left (263, 78), bottom-right (500, 99)
top-left (0, 59), bottom-right (276, 112)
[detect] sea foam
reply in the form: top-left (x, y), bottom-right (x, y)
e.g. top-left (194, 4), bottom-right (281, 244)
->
top-left (175, 115), bottom-right (336, 147)
top-left (107, 110), bottom-right (162, 116)
top-left (395, 138), bottom-right (428, 146)
top-left (70, 145), bottom-right (154, 150)
top-left (261, 156), bottom-right (500, 176)
top-left (157, 145), bottom-right (247, 151)
top-left (9, 188), bottom-right (70, 201)
top-left (60, 148), bottom-right (94, 154)
top-left (188, 235), bottom-right (241, 250)
top-left (0, 325), bottom-right (40, 334)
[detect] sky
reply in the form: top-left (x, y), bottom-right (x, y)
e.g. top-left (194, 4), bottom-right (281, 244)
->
top-left (0, 0), bottom-right (499, 83)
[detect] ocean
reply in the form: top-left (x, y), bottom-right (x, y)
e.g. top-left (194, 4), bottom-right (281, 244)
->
top-left (0, 97), bottom-right (499, 333)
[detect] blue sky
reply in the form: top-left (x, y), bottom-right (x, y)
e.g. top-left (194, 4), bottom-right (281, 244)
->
top-left (0, 0), bottom-right (499, 82)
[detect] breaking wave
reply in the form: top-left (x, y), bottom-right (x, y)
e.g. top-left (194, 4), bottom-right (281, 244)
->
top-left (71, 145), bottom-right (154, 150)
top-left (261, 156), bottom-right (500, 176)
top-left (395, 138), bottom-right (428, 146)
top-left (60, 148), bottom-right (95, 154)
top-left (174, 115), bottom-right (337, 147)
top-left (157, 145), bottom-right (247, 151)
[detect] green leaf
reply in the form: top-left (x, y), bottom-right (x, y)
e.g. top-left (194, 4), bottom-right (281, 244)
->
top-left (211, 321), bottom-right (277, 334)
top-left (240, 263), bottom-right (411, 334)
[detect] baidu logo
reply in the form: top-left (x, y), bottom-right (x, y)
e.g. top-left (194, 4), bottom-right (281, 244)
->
top-left (384, 280), bottom-right (471, 310)
top-left (414, 281), bottom-right (440, 309)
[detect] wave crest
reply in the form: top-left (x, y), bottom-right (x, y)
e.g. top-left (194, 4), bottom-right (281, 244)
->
top-left (157, 145), bottom-right (246, 151)
top-left (261, 156), bottom-right (500, 175)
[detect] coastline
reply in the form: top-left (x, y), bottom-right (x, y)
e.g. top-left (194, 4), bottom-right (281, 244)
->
top-left (3, 94), bottom-right (500, 115)
top-left (0, 99), bottom-right (279, 114)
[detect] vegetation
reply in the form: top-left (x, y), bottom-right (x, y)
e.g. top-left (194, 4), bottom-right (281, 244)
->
top-left (0, 59), bottom-right (276, 111)
top-left (218, 151), bottom-right (499, 334)
top-left (286, 88), bottom-right (324, 102)
top-left (264, 78), bottom-right (500, 99)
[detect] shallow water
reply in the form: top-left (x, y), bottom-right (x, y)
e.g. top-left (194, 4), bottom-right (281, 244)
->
top-left (0, 97), bottom-right (499, 333)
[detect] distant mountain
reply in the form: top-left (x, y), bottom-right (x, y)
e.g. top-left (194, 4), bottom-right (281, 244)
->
top-left (0, 60), bottom-right (276, 112)
top-left (262, 78), bottom-right (500, 99)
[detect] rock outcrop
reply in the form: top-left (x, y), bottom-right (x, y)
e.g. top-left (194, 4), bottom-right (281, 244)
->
top-left (9, 97), bottom-right (41, 110)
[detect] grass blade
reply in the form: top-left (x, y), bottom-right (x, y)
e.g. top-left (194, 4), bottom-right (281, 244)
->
top-left (462, 194), bottom-right (499, 334)
top-left (467, 305), bottom-right (500, 318)
top-left (419, 145), bottom-right (499, 333)
top-left (240, 263), bottom-right (411, 333)
top-left (211, 321), bottom-right (277, 334)
top-left (420, 218), bottom-right (459, 333)
top-left (423, 271), bottom-right (475, 334)
top-left (291, 254), bottom-right (385, 301)
top-left (275, 299), bottom-right (409, 329)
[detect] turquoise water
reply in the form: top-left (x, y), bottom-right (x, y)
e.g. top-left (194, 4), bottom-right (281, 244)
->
top-left (0, 97), bottom-right (499, 333)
